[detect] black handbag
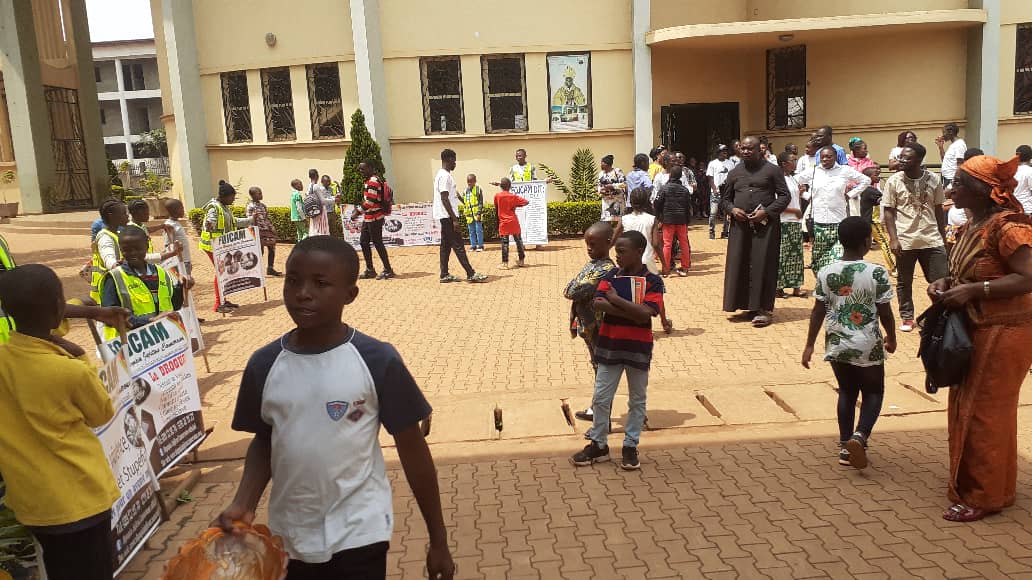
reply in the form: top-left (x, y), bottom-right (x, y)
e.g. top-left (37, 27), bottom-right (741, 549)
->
top-left (916, 302), bottom-right (974, 393)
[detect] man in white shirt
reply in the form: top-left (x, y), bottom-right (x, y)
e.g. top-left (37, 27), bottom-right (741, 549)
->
top-left (434, 149), bottom-right (487, 283)
top-left (1013, 145), bottom-right (1032, 214)
top-left (935, 123), bottom-right (967, 188)
top-left (706, 145), bottom-right (735, 239)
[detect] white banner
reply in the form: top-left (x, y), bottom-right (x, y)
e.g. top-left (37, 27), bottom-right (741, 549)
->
top-left (511, 180), bottom-right (549, 245)
top-left (339, 203), bottom-right (442, 248)
top-left (160, 255), bottom-right (205, 355)
top-left (212, 226), bottom-right (266, 298)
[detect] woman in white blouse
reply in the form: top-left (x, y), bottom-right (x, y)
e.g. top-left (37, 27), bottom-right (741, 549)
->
top-left (797, 146), bottom-right (871, 273)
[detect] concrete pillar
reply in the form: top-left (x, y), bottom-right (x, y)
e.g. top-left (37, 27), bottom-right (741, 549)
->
top-left (350, 0), bottom-right (394, 180)
top-left (965, 0), bottom-right (1000, 155)
top-left (160, 0), bottom-right (212, 209)
top-left (632, 0), bottom-right (653, 155)
top-left (114, 57), bottom-right (133, 160)
top-left (66, 0), bottom-right (109, 205)
top-left (0, 0), bottom-right (54, 213)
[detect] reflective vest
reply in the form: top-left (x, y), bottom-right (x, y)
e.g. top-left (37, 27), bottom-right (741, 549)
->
top-left (462, 186), bottom-right (483, 223)
top-left (0, 234), bottom-right (15, 344)
top-left (126, 221), bottom-right (155, 253)
top-left (90, 228), bottom-right (120, 304)
top-left (102, 265), bottom-right (174, 341)
top-left (511, 164), bottom-right (534, 182)
top-left (198, 199), bottom-right (236, 253)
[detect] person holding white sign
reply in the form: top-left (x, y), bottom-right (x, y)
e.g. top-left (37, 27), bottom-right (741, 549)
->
top-left (494, 178), bottom-right (530, 269)
top-left (199, 181), bottom-right (253, 313)
top-left (100, 227), bottom-right (184, 340)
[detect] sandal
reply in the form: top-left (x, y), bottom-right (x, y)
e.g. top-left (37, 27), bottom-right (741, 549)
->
top-left (942, 504), bottom-right (996, 522)
top-left (752, 312), bottom-right (773, 328)
top-left (793, 288), bottom-right (810, 298)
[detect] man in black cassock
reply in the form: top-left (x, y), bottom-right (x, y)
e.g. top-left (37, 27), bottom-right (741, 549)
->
top-left (720, 136), bottom-right (790, 327)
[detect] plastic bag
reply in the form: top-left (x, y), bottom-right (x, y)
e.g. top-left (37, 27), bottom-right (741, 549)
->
top-left (162, 523), bottom-right (288, 580)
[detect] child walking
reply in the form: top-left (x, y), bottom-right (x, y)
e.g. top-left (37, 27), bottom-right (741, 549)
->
top-left (0, 264), bottom-right (120, 580)
top-left (246, 186), bottom-right (283, 276)
top-left (802, 216), bottom-right (897, 469)
top-left (463, 174), bottom-right (485, 252)
top-left (613, 187), bottom-right (673, 333)
top-left (564, 222), bottom-right (617, 423)
top-left (218, 236), bottom-right (454, 579)
top-left (289, 178), bottom-right (308, 241)
top-left (494, 177), bottom-right (529, 269)
top-left (571, 230), bottom-right (663, 471)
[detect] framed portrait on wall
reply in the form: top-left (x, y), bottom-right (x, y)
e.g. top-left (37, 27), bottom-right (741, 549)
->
top-left (547, 53), bottom-right (592, 132)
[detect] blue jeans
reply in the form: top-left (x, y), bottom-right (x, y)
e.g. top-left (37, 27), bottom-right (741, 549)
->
top-left (468, 220), bottom-right (484, 249)
top-left (588, 363), bottom-right (649, 448)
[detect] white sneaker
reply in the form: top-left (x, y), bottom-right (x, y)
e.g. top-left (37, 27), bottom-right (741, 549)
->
top-left (900, 320), bottom-right (915, 332)
top-left (476, 248), bottom-right (484, 252)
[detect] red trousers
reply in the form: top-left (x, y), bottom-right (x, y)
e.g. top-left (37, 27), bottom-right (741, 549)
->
top-left (662, 224), bottom-right (691, 270)
top-left (204, 250), bottom-right (221, 311)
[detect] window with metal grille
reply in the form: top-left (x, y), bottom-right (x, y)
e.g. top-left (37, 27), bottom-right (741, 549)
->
top-left (481, 55), bottom-right (527, 133)
top-left (767, 46), bottom-right (806, 130)
top-left (307, 63), bottom-right (345, 139)
top-left (262, 67), bottom-right (296, 141)
top-left (1016, 24), bottom-right (1032, 115)
top-left (122, 63), bottom-right (145, 91)
top-left (420, 56), bottom-right (464, 134)
top-left (220, 71), bottom-right (252, 143)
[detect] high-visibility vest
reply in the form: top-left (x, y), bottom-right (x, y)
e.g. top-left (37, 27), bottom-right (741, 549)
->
top-left (462, 186), bottom-right (483, 223)
top-left (102, 265), bottom-right (174, 341)
top-left (511, 164), bottom-right (534, 182)
top-left (90, 228), bottom-right (120, 303)
top-left (198, 199), bottom-right (236, 253)
top-left (0, 234), bottom-right (15, 344)
top-left (126, 221), bottom-right (155, 253)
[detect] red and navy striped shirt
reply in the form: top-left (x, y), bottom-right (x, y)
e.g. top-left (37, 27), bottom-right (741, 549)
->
top-left (362, 176), bottom-right (387, 221)
top-left (593, 268), bottom-right (663, 371)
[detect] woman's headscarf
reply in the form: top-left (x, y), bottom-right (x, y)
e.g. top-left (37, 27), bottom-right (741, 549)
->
top-left (959, 155), bottom-right (1022, 212)
top-left (848, 137), bottom-right (864, 152)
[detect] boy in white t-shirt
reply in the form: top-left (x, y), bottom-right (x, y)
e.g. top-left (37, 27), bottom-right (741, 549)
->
top-left (218, 236), bottom-right (455, 579)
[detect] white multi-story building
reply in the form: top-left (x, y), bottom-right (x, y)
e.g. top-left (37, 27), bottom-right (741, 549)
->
top-left (92, 38), bottom-right (162, 163)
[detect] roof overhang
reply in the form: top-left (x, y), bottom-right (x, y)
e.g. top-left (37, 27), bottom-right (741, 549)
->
top-left (646, 9), bottom-right (987, 50)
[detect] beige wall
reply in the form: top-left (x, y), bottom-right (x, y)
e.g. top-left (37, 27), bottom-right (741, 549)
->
top-left (651, 0), bottom-right (747, 29)
top-left (747, 0), bottom-right (968, 23)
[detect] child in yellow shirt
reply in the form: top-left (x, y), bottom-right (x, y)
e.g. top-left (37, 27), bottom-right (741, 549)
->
top-left (0, 264), bottom-right (119, 580)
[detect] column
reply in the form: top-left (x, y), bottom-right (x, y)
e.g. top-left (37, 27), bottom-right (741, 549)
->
top-left (160, 0), bottom-right (213, 209)
top-left (632, 0), bottom-right (653, 155)
top-left (66, 0), bottom-right (109, 204)
top-left (114, 57), bottom-right (134, 160)
top-left (350, 0), bottom-right (393, 180)
top-left (965, 0), bottom-right (1000, 155)
top-left (0, 0), bottom-right (55, 214)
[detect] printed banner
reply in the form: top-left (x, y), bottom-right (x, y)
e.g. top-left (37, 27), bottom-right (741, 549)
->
top-left (212, 226), bottom-right (266, 298)
top-left (547, 53), bottom-right (592, 132)
top-left (339, 203), bottom-right (442, 248)
top-left (160, 255), bottom-right (205, 355)
top-left (511, 180), bottom-right (549, 246)
top-left (103, 314), bottom-right (205, 478)
top-left (96, 350), bottom-right (163, 576)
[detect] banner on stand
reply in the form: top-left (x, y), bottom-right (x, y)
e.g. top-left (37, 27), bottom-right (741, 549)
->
top-left (212, 226), bottom-right (266, 298)
top-left (339, 203), bottom-right (441, 248)
top-left (160, 255), bottom-right (205, 355)
top-left (511, 180), bottom-right (549, 245)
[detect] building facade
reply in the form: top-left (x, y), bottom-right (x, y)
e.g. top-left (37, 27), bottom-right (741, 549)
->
top-left (93, 39), bottom-right (164, 164)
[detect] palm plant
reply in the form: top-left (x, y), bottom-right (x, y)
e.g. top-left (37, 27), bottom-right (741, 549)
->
top-left (540, 148), bottom-right (596, 202)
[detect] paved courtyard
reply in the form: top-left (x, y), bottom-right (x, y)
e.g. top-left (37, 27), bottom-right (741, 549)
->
top-left (5, 221), bottom-right (1032, 579)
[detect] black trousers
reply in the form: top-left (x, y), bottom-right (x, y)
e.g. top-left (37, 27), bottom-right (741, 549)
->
top-left (439, 218), bottom-right (475, 278)
top-left (263, 243), bottom-right (276, 271)
top-left (34, 512), bottom-right (113, 580)
top-left (360, 219), bottom-right (393, 273)
top-left (287, 541), bottom-right (389, 580)
top-left (501, 234), bottom-right (525, 263)
top-left (831, 362), bottom-right (886, 442)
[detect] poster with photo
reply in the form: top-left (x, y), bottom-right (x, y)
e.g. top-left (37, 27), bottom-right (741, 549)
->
top-left (511, 180), bottom-right (549, 245)
top-left (547, 53), bottom-right (591, 132)
top-left (212, 226), bottom-right (266, 298)
top-left (102, 314), bottom-right (205, 478)
top-left (95, 349), bottom-right (163, 576)
top-left (339, 203), bottom-right (442, 248)
top-left (160, 255), bottom-right (205, 355)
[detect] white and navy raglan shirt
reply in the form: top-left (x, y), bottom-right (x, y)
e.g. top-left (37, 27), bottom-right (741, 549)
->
top-left (232, 328), bottom-right (431, 563)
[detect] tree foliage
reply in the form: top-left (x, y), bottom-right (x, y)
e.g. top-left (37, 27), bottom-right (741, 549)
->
top-left (539, 148), bottom-right (597, 202)
top-left (341, 109), bottom-right (384, 205)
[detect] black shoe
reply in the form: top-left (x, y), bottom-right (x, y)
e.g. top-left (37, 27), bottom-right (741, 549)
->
top-left (267, 269), bottom-right (283, 277)
top-left (574, 409), bottom-right (593, 422)
top-left (361, 269), bottom-right (377, 280)
top-left (838, 444), bottom-right (851, 466)
top-left (621, 447), bottom-right (641, 470)
top-left (215, 305), bottom-right (234, 314)
top-left (571, 441), bottom-right (610, 466)
top-left (846, 432), bottom-right (869, 469)
top-left (708, 232), bottom-right (715, 240)
top-left (376, 271), bottom-right (395, 280)
top-left (222, 301), bottom-right (240, 309)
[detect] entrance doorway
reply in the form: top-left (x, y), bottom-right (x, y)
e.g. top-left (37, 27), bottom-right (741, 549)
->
top-left (45, 86), bottom-right (93, 212)
top-left (660, 102), bottom-right (740, 165)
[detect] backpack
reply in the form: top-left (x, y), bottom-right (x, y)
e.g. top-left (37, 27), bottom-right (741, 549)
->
top-left (381, 181), bottom-right (394, 216)
top-left (303, 184), bottom-right (323, 218)
top-left (916, 302), bottom-right (973, 393)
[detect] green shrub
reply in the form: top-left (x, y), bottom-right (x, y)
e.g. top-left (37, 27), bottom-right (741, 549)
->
top-left (340, 109), bottom-right (383, 206)
top-left (123, 194), bottom-right (144, 204)
top-left (188, 201), bottom-right (601, 243)
top-left (111, 185), bottom-right (126, 198)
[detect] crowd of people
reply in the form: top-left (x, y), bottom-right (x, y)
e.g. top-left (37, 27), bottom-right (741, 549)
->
top-left (0, 120), bottom-right (1031, 579)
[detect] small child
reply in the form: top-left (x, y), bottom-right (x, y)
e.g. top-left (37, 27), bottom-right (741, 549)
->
top-left (289, 178), bottom-right (308, 241)
top-left (614, 187), bottom-right (673, 333)
top-left (163, 199), bottom-right (193, 282)
top-left (218, 236), bottom-right (454, 578)
top-left (127, 198), bottom-right (181, 265)
top-left (0, 264), bottom-right (120, 580)
top-left (572, 230), bottom-right (663, 471)
top-left (564, 222), bottom-right (617, 423)
top-left (101, 226), bottom-right (184, 339)
top-left (246, 186), bottom-right (282, 277)
top-left (802, 216), bottom-right (897, 470)
top-left (462, 174), bottom-right (485, 252)
top-left (494, 177), bottom-right (529, 269)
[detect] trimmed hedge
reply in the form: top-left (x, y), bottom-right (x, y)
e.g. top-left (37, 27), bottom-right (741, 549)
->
top-left (188, 201), bottom-right (602, 243)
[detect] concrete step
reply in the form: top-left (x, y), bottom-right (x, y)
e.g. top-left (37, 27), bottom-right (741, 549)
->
top-left (0, 223), bottom-right (88, 236)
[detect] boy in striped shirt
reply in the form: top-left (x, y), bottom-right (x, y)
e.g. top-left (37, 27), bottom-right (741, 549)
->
top-left (350, 160), bottom-right (395, 280)
top-left (571, 230), bottom-right (663, 471)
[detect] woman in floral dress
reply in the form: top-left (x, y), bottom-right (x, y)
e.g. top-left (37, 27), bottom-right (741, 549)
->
top-left (246, 186), bottom-right (282, 276)
top-left (598, 155), bottom-right (627, 226)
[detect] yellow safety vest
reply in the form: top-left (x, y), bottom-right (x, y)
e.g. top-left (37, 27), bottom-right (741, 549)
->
top-left (102, 265), bottom-right (174, 341)
top-left (90, 228), bottom-right (120, 304)
top-left (511, 164), bottom-right (534, 182)
top-left (0, 234), bottom-right (15, 344)
top-left (461, 186), bottom-right (483, 223)
top-left (198, 199), bottom-right (236, 253)
top-left (126, 221), bottom-right (155, 253)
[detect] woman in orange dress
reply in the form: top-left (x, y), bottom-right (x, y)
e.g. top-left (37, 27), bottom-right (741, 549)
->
top-left (928, 154), bottom-right (1032, 522)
